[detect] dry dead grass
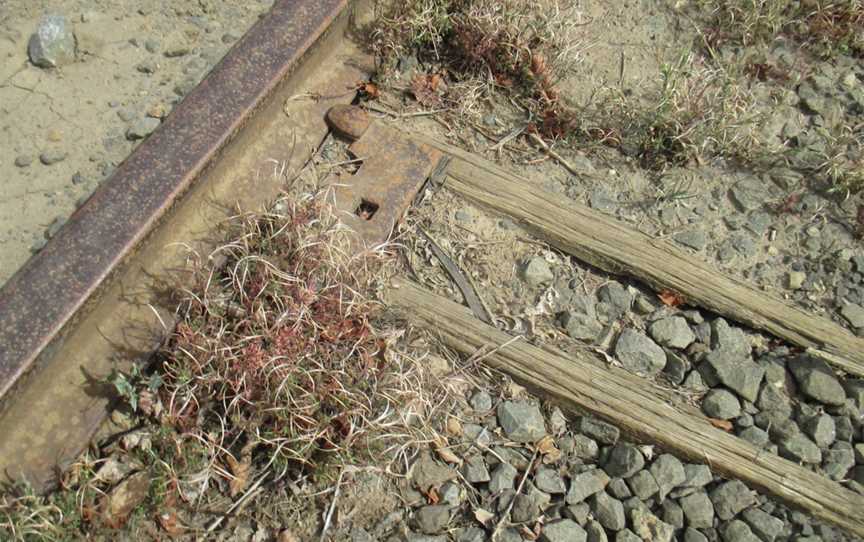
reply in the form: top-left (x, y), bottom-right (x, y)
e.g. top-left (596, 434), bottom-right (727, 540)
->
top-left (368, 0), bottom-right (584, 134)
top-left (0, 180), bottom-right (454, 539)
top-left (693, 0), bottom-right (864, 58)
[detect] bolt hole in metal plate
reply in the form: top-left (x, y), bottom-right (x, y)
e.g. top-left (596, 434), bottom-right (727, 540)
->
top-left (356, 199), bottom-right (380, 220)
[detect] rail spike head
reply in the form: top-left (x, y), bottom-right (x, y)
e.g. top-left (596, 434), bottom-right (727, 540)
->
top-left (326, 104), bottom-right (370, 141)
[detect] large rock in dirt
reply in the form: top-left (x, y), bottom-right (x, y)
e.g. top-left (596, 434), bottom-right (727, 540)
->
top-left (28, 14), bottom-right (76, 68)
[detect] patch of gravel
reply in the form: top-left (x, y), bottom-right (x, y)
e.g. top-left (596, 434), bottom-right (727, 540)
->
top-left (543, 272), bottom-right (864, 486)
top-left (373, 387), bottom-right (859, 542)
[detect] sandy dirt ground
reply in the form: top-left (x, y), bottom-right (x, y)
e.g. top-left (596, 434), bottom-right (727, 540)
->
top-left (0, 0), bottom-right (272, 286)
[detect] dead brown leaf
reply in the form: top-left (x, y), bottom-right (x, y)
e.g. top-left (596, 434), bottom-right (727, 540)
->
top-left (411, 74), bottom-right (444, 107)
top-left (474, 507), bottom-right (495, 526)
top-left (424, 486), bottom-right (440, 505)
top-left (360, 82), bottom-right (380, 100)
top-left (709, 418), bottom-right (734, 432)
top-left (432, 434), bottom-right (463, 465)
top-left (226, 440), bottom-right (256, 497)
top-left (520, 524), bottom-right (539, 540)
top-left (446, 416), bottom-right (463, 436)
top-left (277, 530), bottom-right (300, 542)
top-left (157, 511), bottom-right (185, 536)
top-left (658, 289), bottom-right (686, 307)
top-left (536, 435), bottom-right (562, 464)
top-left (101, 471), bottom-right (150, 528)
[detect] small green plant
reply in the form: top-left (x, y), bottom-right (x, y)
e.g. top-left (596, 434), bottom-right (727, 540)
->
top-left (107, 365), bottom-right (162, 412)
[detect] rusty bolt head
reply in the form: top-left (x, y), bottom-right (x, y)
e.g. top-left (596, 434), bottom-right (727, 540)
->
top-left (326, 105), bottom-right (370, 140)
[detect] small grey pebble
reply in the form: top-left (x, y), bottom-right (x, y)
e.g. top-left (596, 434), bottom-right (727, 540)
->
top-left (126, 117), bottom-right (161, 140)
top-left (144, 38), bottom-right (160, 53)
top-left (30, 238), bottom-right (48, 253)
top-left (499, 218), bottom-right (518, 230)
top-left (45, 216), bottom-right (66, 239)
top-left (117, 108), bottom-right (135, 122)
top-left (455, 209), bottom-right (473, 223)
top-left (39, 150), bottom-right (66, 165)
top-left (136, 60), bottom-right (158, 74)
top-left (469, 390), bottom-right (492, 411)
top-left (14, 155), bottom-right (33, 168)
top-left (164, 45), bottom-right (191, 57)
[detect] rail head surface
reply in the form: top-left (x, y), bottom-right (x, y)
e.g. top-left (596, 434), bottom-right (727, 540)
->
top-left (0, 0), bottom-right (349, 407)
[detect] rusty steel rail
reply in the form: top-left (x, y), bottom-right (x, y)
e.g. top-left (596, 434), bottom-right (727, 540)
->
top-left (0, 0), bottom-right (346, 402)
top-left (0, 0), bottom-right (366, 486)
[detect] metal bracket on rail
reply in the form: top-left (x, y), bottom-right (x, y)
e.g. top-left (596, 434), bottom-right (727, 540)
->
top-left (325, 104), bottom-right (443, 250)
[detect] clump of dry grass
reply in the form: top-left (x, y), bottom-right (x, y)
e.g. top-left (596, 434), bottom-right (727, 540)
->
top-left (368, 1), bottom-right (774, 170)
top-left (0, 490), bottom-right (68, 542)
top-left (154, 192), bottom-right (407, 472)
top-left (693, 0), bottom-right (864, 58)
top-left (1, 186), bottom-right (449, 539)
top-left (368, 0), bottom-right (583, 135)
top-left (580, 52), bottom-right (771, 170)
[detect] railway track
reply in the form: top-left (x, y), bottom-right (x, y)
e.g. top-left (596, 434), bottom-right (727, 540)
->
top-left (0, 0), bottom-right (862, 538)
top-left (0, 0), bottom-right (368, 489)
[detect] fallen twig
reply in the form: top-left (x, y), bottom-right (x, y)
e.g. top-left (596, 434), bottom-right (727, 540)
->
top-left (491, 448), bottom-right (539, 541)
top-left (527, 132), bottom-right (581, 177)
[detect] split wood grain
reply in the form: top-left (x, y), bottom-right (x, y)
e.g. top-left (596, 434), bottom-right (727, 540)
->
top-left (386, 278), bottom-right (864, 536)
top-left (412, 133), bottom-right (864, 379)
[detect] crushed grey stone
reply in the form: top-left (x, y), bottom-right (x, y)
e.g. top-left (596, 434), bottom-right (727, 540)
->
top-left (497, 401), bottom-right (546, 442)
top-left (649, 316), bottom-right (696, 349)
top-left (539, 519), bottom-right (587, 542)
top-left (566, 468), bottom-right (611, 504)
top-left (680, 491), bottom-right (715, 529)
top-left (702, 389), bottom-right (742, 420)
top-left (789, 356), bottom-right (847, 406)
top-left (412, 505), bottom-right (451, 534)
top-left (575, 417), bottom-right (620, 445)
top-left (591, 491), bottom-right (626, 531)
top-left (489, 462), bottom-right (518, 493)
top-left (604, 443), bottom-right (645, 478)
top-left (628, 470), bottom-right (659, 500)
top-left (720, 519), bottom-right (762, 542)
top-left (650, 454), bottom-right (687, 500)
top-left (615, 328), bottom-right (667, 376)
top-left (631, 508), bottom-right (675, 542)
top-left (710, 480), bottom-right (756, 520)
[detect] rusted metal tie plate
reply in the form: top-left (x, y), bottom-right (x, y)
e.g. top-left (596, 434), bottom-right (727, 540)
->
top-left (326, 105), bottom-right (442, 248)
